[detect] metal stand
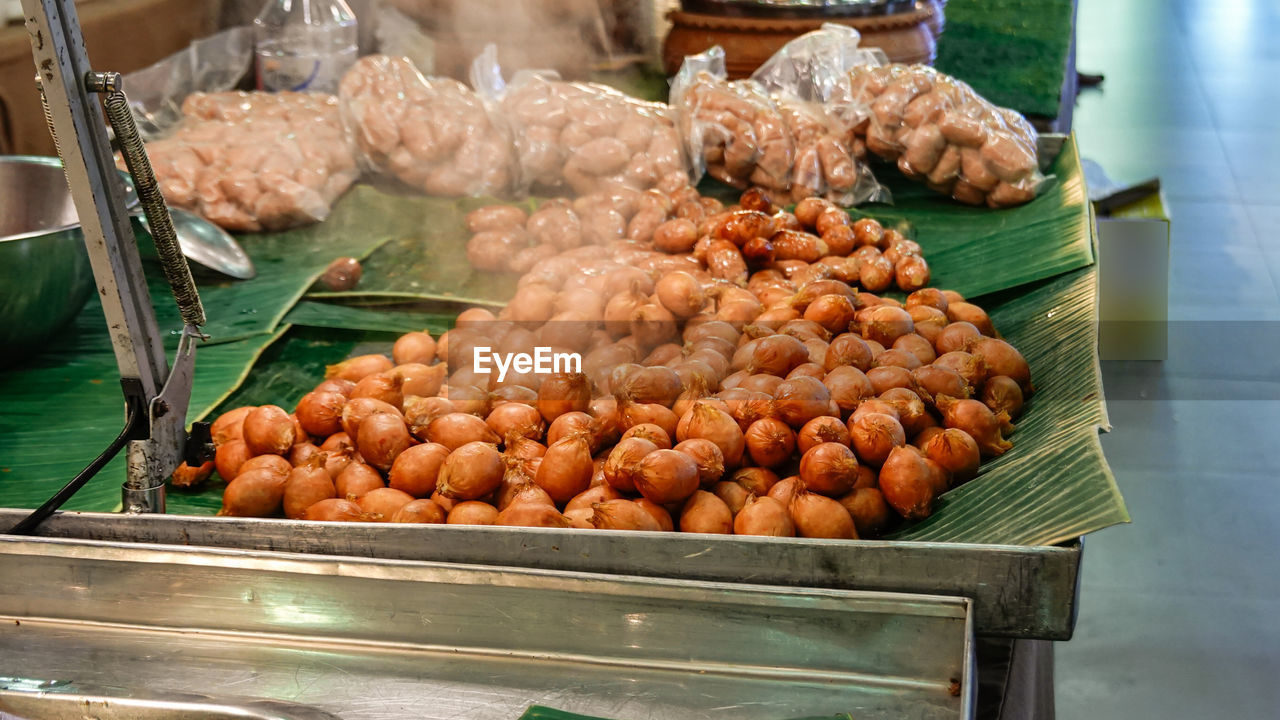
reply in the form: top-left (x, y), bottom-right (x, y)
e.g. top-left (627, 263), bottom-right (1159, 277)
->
top-left (19, 0), bottom-right (208, 512)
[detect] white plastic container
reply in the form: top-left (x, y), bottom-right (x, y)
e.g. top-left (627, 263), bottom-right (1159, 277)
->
top-left (254, 0), bottom-right (358, 94)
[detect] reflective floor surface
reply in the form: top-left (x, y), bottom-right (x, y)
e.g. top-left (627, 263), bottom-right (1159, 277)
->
top-left (1057, 0), bottom-right (1280, 717)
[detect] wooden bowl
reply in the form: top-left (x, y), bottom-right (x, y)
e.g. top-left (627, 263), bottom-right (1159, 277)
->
top-left (663, 4), bottom-right (937, 78)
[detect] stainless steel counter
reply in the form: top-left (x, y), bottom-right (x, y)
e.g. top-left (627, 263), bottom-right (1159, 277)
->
top-left (0, 535), bottom-right (975, 720)
top-left (0, 509), bottom-right (1081, 640)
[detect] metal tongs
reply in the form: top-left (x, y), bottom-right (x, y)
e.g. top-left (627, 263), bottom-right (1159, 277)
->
top-left (10, 0), bottom-right (216, 531)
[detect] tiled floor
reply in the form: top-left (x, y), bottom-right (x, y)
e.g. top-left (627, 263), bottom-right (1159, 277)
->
top-left (1055, 0), bottom-right (1280, 717)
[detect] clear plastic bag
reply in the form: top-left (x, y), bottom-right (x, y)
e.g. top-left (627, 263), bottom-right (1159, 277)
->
top-left (338, 54), bottom-right (514, 197)
top-left (669, 46), bottom-right (794, 192)
top-left (373, 4), bottom-right (436, 76)
top-left (748, 24), bottom-right (889, 206)
top-left (121, 27), bottom-right (358, 231)
top-left (847, 64), bottom-right (1045, 208)
top-left (122, 26), bottom-right (255, 140)
top-left (751, 23), bottom-right (887, 131)
top-left (470, 45), bottom-right (689, 196)
top-left (140, 91), bottom-right (359, 232)
top-left (776, 98), bottom-right (888, 206)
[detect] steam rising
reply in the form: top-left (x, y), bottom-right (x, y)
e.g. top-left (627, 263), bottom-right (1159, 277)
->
top-left (384, 0), bottom-right (615, 79)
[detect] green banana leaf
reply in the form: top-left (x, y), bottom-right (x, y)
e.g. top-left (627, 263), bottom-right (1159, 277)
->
top-left (156, 260), bottom-right (1126, 546)
top-left (0, 135), bottom-right (1117, 545)
top-left (0, 295), bottom-right (283, 512)
top-left (283, 300), bottom-right (455, 335)
top-left (0, 188), bottom-right (401, 512)
top-left (855, 137), bottom-right (1092, 299)
top-left (139, 187), bottom-right (401, 346)
top-left (304, 190), bottom-right (533, 307)
top-left (889, 265), bottom-right (1128, 545)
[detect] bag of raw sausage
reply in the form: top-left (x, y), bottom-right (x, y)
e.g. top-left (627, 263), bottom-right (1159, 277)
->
top-left (846, 64), bottom-right (1046, 208)
top-left (469, 45), bottom-right (690, 197)
top-left (338, 54), bottom-right (515, 198)
top-left (140, 91), bottom-right (360, 232)
top-left (750, 24), bottom-right (890, 206)
top-left (669, 46), bottom-right (796, 197)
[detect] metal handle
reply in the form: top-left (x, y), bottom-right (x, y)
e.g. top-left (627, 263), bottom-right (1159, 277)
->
top-left (99, 78), bottom-right (206, 328)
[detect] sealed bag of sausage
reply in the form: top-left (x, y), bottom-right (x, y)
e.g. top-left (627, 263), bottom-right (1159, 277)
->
top-left (470, 45), bottom-right (690, 197)
top-left (669, 46), bottom-right (795, 195)
top-left (771, 98), bottom-right (887, 206)
top-left (751, 24), bottom-right (886, 139)
top-left (846, 64), bottom-right (1045, 208)
top-left (749, 25), bottom-right (890, 206)
top-left (338, 54), bottom-right (515, 197)
top-left (140, 91), bottom-right (360, 232)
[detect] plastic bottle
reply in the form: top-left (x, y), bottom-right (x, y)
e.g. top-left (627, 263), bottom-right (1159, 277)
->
top-left (254, 0), bottom-right (358, 94)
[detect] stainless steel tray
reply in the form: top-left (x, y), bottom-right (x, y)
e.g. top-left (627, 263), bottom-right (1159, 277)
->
top-left (0, 509), bottom-right (1080, 640)
top-left (0, 536), bottom-right (974, 720)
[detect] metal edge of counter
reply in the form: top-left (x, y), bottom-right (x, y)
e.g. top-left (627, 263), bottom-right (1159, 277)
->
top-left (0, 508), bottom-right (1081, 640)
top-left (0, 533), bottom-right (977, 720)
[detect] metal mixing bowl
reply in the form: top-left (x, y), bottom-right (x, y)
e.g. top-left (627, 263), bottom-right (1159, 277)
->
top-left (0, 156), bottom-right (98, 364)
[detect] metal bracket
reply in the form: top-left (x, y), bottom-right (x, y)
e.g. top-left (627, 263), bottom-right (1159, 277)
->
top-left (84, 70), bottom-right (121, 93)
top-left (23, 0), bottom-right (209, 513)
top-left (123, 326), bottom-right (200, 512)
top-left (21, 0), bottom-right (170, 401)
top-left (121, 482), bottom-right (165, 515)
top-left (184, 422), bottom-right (214, 467)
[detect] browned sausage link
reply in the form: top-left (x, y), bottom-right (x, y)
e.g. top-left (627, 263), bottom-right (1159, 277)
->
top-left (741, 235), bottom-right (775, 266)
top-left (712, 210), bottom-right (773, 248)
top-left (894, 254), bottom-right (931, 292)
top-left (858, 252), bottom-right (894, 292)
top-left (771, 230), bottom-right (828, 264)
top-left (705, 240), bottom-right (749, 286)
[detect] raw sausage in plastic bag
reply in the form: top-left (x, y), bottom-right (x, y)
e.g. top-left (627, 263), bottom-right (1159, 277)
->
top-left (670, 46), bottom-right (795, 194)
top-left (339, 54), bottom-right (514, 197)
top-left (140, 91), bottom-right (359, 232)
top-left (846, 64), bottom-right (1044, 208)
top-left (470, 45), bottom-right (690, 196)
